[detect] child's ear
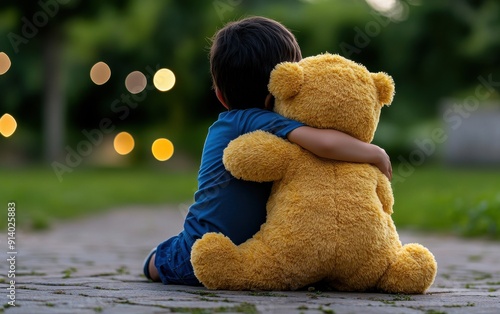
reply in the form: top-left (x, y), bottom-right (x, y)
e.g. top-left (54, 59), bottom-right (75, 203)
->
top-left (215, 87), bottom-right (229, 110)
top-left (268, 62), bottom-right (304, 100)
top-left (264, 94), bottom-right (274, 110)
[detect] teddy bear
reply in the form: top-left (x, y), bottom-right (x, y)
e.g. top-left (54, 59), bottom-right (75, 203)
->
top-left (190, 53), bottom-right (437, 294)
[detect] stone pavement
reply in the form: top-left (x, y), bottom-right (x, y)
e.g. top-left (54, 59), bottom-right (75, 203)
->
top-left (2, 206), bottom-right (500, 314)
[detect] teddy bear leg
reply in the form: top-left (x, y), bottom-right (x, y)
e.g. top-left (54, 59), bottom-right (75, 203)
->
top-left (377, 243), bottom-right (437, 294)
top-left (191, 232), bottom-right (247, 290)
top-left (191, 232), bottom-right (300, 290)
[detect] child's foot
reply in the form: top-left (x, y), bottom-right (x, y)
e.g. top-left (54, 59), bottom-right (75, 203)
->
top-left (148, 253), bottom-right (160, 281)
top-left (143, 248), bottom-right (160, 282)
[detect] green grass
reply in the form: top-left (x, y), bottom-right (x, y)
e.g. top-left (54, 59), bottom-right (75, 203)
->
top-left (1, 165), bottom-right (499, 239)
top-left (1, 166), bottom-right (197, 230)
top-left (392, 165), bottom-right (500, 239)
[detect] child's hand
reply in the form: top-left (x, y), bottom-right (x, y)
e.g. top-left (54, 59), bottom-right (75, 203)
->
top-left (372, 145), bottom-right (392, 180)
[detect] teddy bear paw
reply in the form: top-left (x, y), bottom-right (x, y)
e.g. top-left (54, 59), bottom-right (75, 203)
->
top-left (377, 243), bottom-right (437, 294)
top-left (191, 232), bottom-right (243, 289)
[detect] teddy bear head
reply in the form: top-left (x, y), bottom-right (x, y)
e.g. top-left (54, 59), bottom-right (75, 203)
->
top-left (268, 53), bottom-right (394, 143)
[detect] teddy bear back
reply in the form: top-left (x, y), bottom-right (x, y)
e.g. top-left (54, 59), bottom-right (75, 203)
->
top-left (269, 53), bottom-right (394, 143)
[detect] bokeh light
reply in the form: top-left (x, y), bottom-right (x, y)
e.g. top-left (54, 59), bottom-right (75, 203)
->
top-left (90, 61), bottom-right (111, 85)
top-left (113, 132), bottom-right (135, 155)
top-left (125, 71), bottom-right (147, 94)
top-left (365, 0), bottom-right (397, 12)
top-left (153, 68), bottom-right (176, 92)
top-left (0, 52), bottom-right (11, 75)
top-left (0, 113), bottom-right (17, 137)
top-left (151, 138), bottom-right (174, 161)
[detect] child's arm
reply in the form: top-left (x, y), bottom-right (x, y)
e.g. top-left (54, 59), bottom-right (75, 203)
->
top-left (287, 126), bottom-right (392, 180)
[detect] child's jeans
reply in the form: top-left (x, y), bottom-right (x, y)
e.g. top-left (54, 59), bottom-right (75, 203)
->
top-left (155, 231), bottom-right (201, 286)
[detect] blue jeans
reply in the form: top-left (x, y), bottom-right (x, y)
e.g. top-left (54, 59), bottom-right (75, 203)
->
top-left (155, 231), bottom-right (201, 286)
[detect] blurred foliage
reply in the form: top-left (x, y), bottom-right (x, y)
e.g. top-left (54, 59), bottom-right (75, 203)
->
top-left (0, 0), bottom-right (499, 163)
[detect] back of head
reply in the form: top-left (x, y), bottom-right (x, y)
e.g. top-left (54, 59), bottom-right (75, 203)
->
top-left (210, 16), bottom-right (302, 110)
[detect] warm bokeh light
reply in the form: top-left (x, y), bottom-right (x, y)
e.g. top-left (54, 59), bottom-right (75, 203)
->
top-left (151, 138), bottom-right (174, 161)
top-left (365, 0), bottom-right (397, 13)
top-left (90, 61), bottom-right (111, 85)
top-left (153, 68), bottom-right (176, 92)
top-left (113, 132), bottom-right (135, 155)
top-left (125, 71), bottom-right (147, 94)
top-left (0, 113), bottom-right (17, 137)
top-left (0, 52), bottom-right (11, 75)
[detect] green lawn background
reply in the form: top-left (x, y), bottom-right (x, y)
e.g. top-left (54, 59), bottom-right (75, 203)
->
top-left (1, 165), bottom-right (499, 239)
top-left (1, 167), bottom-right (197, 230)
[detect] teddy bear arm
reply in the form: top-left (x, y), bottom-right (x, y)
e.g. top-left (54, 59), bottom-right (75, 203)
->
top-left (376, 171), bottom-right (394, 215)
top-left (223, 130), bottom-right (295, 182)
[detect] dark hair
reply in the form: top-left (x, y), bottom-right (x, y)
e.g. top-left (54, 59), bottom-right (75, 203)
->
top-left (210, 16), bottom-right (302, 109)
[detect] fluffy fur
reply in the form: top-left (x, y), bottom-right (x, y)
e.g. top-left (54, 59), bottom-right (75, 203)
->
top-left (191, 53), bottom-right (437, 293)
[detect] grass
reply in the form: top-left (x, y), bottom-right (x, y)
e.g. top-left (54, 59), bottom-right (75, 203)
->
top-left (62, 267), bottom-right (77, 279)
top-left (0, 166), bottom-right (197, 230)
top-left (1, 164), bottom-right (499, 239)
top-left (392, 164), bottom-right (500, 239)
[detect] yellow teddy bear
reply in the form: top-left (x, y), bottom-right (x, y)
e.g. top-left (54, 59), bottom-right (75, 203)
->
top-left (191, 53), bottom-right (437, 294)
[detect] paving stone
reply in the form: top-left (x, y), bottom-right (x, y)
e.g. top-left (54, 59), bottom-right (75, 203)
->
top-left (1, 206), bottom-right (499, 313)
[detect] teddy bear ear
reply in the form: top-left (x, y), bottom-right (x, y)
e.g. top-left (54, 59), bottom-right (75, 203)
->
top-left (372, 72), bottom-right (395, 106)
top-left (268, 62), bottom-right (304, 100)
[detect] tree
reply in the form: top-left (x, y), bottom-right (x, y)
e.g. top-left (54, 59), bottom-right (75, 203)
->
top-left (0, 0), bottom-right (130, 162)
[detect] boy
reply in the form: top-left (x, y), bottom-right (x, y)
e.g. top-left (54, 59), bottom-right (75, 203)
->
top-left (144, 16), bottom-right (391, 285)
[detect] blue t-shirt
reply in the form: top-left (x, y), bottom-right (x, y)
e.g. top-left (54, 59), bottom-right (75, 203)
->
top-left (184, 108), bottom-right (303, 245)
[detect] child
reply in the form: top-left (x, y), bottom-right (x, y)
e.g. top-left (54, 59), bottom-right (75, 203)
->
top-left (144, 16), bottom-right (391, 285)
